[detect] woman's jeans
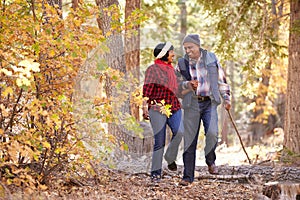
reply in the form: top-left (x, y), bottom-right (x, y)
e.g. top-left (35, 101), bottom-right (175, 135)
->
top-left (183, 99), bottom-right (219, 182)
top-left (149, 109), bottom-right (184, 176)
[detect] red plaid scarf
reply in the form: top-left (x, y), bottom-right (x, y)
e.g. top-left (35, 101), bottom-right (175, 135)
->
top-left (154, 59), bottom-right (177, 93)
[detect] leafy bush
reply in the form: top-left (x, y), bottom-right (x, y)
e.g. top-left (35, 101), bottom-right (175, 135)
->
top-left (0, 0), bottom-right (109, 189)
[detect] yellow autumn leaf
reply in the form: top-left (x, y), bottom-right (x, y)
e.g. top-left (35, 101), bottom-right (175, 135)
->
top-left (0, 185), bottom-right (5, 198)
top-left (18, 59), bottom-right (32, 68)
top-left (6, 179), bottom-right (12, 185)
top-left (11, 65), bottom-right (23, 73)
top-left (42, 141), bottom-right (51, 149)
top-left (18, 59), bottom-right (40, 72)
top-left (20, 77), bottom-right (31, 86)
top-left (74, 19), bottom-right (81, 27)
top-left (2, 87), bottom-right (13, 97)
top-left (0, 68), bottom-right (13, 76)
top-left (106, 31), bottom-right (112, 37)
top-left (16, 79), bottom-right (23, 87)
top-left (33, 154), bottom-right (39, 161)
top-left (160, 104), bottom-right (172, 118)
top-left (49, 49), bottom-right (56, 57)
top-left (24, 68), bottom-right (32, 78)
top-left (30, 63), bottom-right (40, 72)
top-left (164, 104), bottom-right (173, 118)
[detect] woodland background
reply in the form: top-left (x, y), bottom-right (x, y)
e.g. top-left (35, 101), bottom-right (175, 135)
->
top-left (0, 0), bottom-right (299, 199)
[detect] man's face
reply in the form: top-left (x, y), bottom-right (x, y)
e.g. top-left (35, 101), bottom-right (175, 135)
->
top-left (167, 49), bottom-right (175, 64)
top-left (183, 42), bottom-right (200, 60)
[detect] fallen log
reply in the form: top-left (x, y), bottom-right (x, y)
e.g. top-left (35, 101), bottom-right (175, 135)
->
top-left (197, 174), bottom-right (250, 182)
top-left (195, 164), bottom-right (300, 182)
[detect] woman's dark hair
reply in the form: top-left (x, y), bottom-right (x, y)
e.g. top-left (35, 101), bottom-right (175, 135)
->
top-left (153, 42), bottom-right (174, 61)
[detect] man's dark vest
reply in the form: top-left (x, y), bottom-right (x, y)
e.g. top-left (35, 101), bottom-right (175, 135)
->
top-left (178, 48), bottom-right (221, 104)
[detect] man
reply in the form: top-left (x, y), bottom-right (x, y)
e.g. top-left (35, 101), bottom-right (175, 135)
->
top-left (176, 34), bottom-right (231, 186)
top-left (142, 42), bottom-right (184, 183)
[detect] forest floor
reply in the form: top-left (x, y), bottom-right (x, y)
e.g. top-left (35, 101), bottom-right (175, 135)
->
top-left (3, 140), bottom-right (300, 200)
top-left (4, 165), bottom-right (258, 200)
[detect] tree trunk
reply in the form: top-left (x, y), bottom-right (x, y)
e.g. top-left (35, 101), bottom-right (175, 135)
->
top-left (95, 0), bottom-right (152, 154)
top-left (220, 61), bottom-right (235, 145)
top-left (125, 0), bottom-right (141, 121)
top-left (284, 0), bottom-right (300, 154)
top-left (178, 0), bottom-right (187, 56)
top-left (71, 0), bottom-right (79, 9)
top-left (95, 0), bottom-right (129, 140)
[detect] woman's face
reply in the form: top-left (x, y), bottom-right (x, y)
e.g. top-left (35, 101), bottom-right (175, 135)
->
top-left (167, 50), bottom-right (175, 64)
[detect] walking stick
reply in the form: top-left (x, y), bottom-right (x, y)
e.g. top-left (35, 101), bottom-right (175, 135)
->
top-left (226, 110), bottom-right (252, 164)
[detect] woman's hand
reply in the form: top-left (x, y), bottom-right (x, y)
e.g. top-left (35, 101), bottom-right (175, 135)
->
top-left (142, 106), bottom-right (149, 120)
top-left (143, 102), bottom-right (150, 120)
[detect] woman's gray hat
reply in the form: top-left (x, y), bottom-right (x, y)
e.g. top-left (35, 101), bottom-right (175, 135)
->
top-left (182, 34), bottom-right (201, 46)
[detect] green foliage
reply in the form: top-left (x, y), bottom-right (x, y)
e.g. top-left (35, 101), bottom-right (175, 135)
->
top-left (140, 0), bottom-right (180, 67)
top-left (195, 0), bottom-right (289, 126)
top-left (142, 0), bottom-right (289, 137)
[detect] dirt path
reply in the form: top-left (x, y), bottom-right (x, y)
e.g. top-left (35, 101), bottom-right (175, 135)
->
top-left (16, 170), bottom-right (256, 200)
top-left (6, 143), bottom-right (298, 200)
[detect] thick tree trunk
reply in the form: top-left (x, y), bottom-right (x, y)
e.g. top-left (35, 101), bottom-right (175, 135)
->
top-left (95, 0), bottom-right (129, 141)
top-left (125, 0), bottom-right (141, 121)
top-left (95, 0), bottom-right (152, 154)
top-left (284, 0), bottom-right (300, 154)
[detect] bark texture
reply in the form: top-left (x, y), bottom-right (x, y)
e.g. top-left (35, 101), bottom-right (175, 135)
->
top-left (284, 0), bottom-right (300, 153)
top-left (195, 165), bottom-right (300, 183)
top-left (125, 0), bottom-right (141, 120)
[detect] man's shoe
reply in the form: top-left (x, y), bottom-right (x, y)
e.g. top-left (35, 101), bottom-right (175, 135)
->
top-left (151, 175), bottom-right (161, 183)
top-left (179, 179), bottom-right (192, 186)
top-left (208, 163), bottom-right (219, 175)
top-left (167, 161), bottom-right (177, 171)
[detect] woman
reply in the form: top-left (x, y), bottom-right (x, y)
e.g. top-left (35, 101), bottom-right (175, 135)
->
top-left (142, 42), bottom-right (183, 182)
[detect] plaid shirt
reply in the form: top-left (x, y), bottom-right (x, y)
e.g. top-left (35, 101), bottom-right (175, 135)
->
top-left (143, 64), bottom-right (181, 112)
top-left (179, 54), bottom-right (230, 103)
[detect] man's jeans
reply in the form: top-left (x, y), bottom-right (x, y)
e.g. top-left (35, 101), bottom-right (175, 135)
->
top-left (149, 109), bottom-right (184, 176)
top-left (183, 98), bottom-right (219, 182)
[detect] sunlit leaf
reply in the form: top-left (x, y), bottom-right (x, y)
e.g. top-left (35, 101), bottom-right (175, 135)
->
top-left (18, 59), bottom-right (40, 72)
top-left (42, 141), bottom-right (51, 149)
top-left (2, 87), bottom-right (13, 97)
top-left (0, 68), bottom-right (13, 76)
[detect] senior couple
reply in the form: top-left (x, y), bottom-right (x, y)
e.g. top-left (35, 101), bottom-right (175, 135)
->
top-left (142, 34), bottom-right (231, 186)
